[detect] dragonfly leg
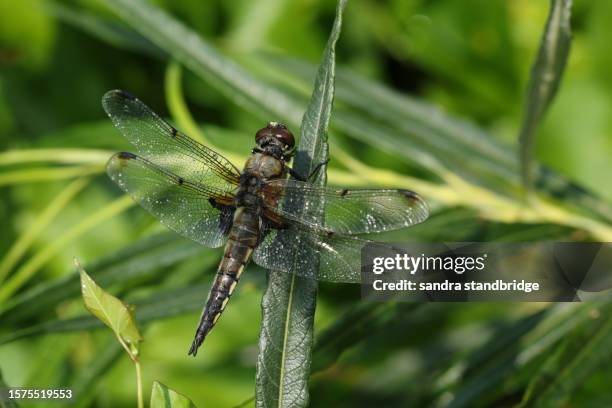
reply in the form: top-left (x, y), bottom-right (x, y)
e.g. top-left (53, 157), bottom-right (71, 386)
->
top-left (289, 158), bottom-right (330, 182)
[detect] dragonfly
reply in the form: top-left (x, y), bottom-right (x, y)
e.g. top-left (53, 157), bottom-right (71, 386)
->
top-left (103, 89), bottom-right (429, 356)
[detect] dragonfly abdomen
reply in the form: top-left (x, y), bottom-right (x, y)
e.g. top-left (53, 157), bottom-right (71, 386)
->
top-left (188, 207), bottom-right (259, 356)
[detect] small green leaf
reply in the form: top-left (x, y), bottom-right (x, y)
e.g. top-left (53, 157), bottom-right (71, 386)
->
top-left (519, 0), bottom-right (572, 190)
top-left (150, 381), bottom-right (196, 408)
top-left (78, 260), bottom-right (142, 346)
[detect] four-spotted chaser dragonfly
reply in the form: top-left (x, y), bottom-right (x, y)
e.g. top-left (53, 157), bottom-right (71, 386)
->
top-left (103, 90), bottom-right (429, 356)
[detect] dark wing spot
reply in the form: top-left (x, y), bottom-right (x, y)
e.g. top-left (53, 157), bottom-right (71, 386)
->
top-left (339, 189), bottom-right (349, 197)
top-left (177, 176), bottom-right (185, 185)
top-left (171, 127), bottom-right (178, 138)
top-left (117, 89), bottom-right (136, 100)
top-left (399, 189), bottom-right (419, 202)
top-left (117, 151), bottom-right (137, 160)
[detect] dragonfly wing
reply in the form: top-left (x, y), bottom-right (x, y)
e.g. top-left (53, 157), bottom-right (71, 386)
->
top-left (253, 225), bottom-right (399, 283)
top-left (107, 152), bottom-right (235, 248)
top-left (102, 89), bottom-right (241, 191)
top-left (260, 179), bottom-right (429, 235)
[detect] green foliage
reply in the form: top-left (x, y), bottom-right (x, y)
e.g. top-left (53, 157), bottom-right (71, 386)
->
top-left (78, 261), bottom-right (142, 347)
top-left (78, 262), bottom-right (145, 408)
top-left (519, 0), bottom-right (572, 190)
top-left (1, 0), bottom-right (612, 407)
top-left (151, 381), bottom-right (197, 408)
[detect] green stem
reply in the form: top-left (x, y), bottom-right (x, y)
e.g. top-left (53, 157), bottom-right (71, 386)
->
top-left (115, 335), bottom-right (143, 408)
top-left (164, 60), bottom-right (208, 144)
top-left (135, 359), bottom-right (143, 408)
top-left (0, 148), bottom-right (112, 166)
top-left (0, 164), bottom-right (104, 186)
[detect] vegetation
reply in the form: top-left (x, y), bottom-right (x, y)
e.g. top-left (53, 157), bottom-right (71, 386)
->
top-left (1, 0), bottom-right (611, 407)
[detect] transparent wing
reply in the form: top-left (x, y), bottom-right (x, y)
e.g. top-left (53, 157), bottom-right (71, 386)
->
top-left (102, 89), bottom-right (241, 190)
top-left (107, 152), bottom-right (235, 248)
top-left (253, 226), bottom-right (400, 283)
top-left (260, 179), bottom-right (429, 235)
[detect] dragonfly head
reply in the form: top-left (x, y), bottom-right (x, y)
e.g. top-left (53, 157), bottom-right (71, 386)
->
top-left (255, 122), bottom-right (295, 160)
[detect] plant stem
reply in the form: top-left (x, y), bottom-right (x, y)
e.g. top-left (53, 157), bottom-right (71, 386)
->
top-left (134, 359), bottom-right (143, 408)
top-left (116, 335), bottom-right (143, 408)
top-left (164, 61), bottom-right (208, 145)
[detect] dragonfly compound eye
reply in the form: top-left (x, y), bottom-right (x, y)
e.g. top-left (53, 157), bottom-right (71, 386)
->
top-left (255, 122), bottom-right (295, 149)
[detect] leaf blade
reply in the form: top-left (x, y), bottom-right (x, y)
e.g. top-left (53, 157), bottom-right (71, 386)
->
top-left (255, 1), bottom-right (346, 407)
top-left (519, 0), bottom-right (573, 190)
top-left (150, 381), bottom-right (197, 408)
top-left (78, 261), bottom-right (142, 346)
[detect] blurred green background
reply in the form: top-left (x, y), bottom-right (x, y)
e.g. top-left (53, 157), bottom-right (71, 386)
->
top-left (1, 0), bottom-right (612, 407)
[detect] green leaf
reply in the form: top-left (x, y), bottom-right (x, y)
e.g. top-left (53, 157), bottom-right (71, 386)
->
top-left (45, 1), bottom-right (160, 57)
top-left (105, 0), bottom-right (304, 126)
top-left (312, 303), bottom-right (421, 373)
top-left (519, 304), bottom-right (612, 407)
top-left (519, 0), bottom-right (572, 190)
top-left (78, 261), bottom-right (142, 347)
top-left (442, 303), bottom-right (601, 408)
top-left (255, 1), bottom-right (346, 407)
top-left (150, 381), bottom-right (196, 408)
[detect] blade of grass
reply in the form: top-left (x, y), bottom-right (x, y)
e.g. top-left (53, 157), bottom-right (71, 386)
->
top-left (0, 164), bottom-right (103, 186)
top-left (0, 283), bottom-right (211, 344)
top-left (518, 304), bottom-right (612, 407)
top-left (164, 61), bottom-right (208, 145)
top-left (0, 195), bottom-right (134, 304)
top-left (312, 303), bottom-right (421, 373)
top-left (438, 303), bottom-right (600, 408)
top-left (519, 0), bottom-right (572, 191)
top-left (164, 62), bottom-right (246, 167)
top-left (0, 233), bottom-right (206, 324)
top-left (0, 148), bottom-right (111, 166)
top-left (105, 0), bottom-right (304, 127)
top-left (255, 1), bottom-right (345, 407)
top-left (224, 0), bottom-right (289, 52)
top-left (0, 177), bottom-right (90, 284)
top-left (45, 1), bottom-right (160, 57)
